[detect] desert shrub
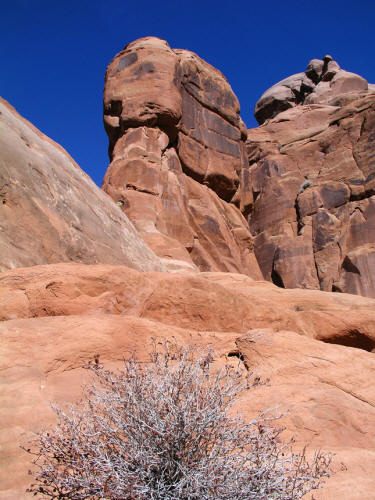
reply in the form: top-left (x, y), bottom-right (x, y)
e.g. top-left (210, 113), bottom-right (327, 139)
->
top-left (25, 341), bottom-right (332, 499)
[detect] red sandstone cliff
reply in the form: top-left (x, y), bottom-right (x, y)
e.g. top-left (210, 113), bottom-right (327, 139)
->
top-left (101, 39), bottom-right (375, 298)
top-left (249, 56), bottom-right (375, 297)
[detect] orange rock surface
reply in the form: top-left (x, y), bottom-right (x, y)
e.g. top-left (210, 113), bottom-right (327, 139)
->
top-left (1, 39), bottom-right (375, 499)
top-left (249, 56), bottom-right (375, 298)
top-left (1, 263), bottom-right (375, 498)
top-left (102, 37), bottom-right (260, 278)
top-left (0, 98), bottom-right (163, 273)
top-left (248, 95), bottom-right (375, 297)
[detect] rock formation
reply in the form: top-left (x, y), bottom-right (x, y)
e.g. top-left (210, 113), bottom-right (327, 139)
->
top-left (254, 54), bottom-right (370, 124)
top-left (0, 98), bottom-right (163, 273)
top-left (102, 37), bottom-right (261, 278)
top-left (1, 263), bottom-right (375, 498)
top-left (249, 65), bottom-right (375, 297)
top-left (102, 42), bottom-right (375, 298)
top-left (1, 39), bottom-right (375, 499)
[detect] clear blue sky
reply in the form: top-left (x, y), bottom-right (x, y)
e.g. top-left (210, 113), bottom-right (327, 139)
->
top-left (1, 0), bottom-right (375, 186)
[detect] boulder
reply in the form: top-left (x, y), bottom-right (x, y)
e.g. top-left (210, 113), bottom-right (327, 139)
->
top-left (254, 72), bottom-right (315, 124)
top-left (255, 55), bottom-right (370, 124)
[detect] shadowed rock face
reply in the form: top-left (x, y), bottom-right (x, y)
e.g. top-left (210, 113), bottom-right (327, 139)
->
top-left (0, 98), bottom-right (164, 273)
top-left (102, 37), bottom-right (261, 278)
top-left (247, 93), bottom-right (375, 298)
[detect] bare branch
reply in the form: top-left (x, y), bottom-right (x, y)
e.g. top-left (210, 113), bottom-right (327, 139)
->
top-left (24, 342), bottom-right (333, 499)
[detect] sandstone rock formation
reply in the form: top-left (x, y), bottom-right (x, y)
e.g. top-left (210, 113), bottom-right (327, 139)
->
top-left (1, 41), bottom-right (375, 500)
top-left (248, 92), bottom-right (375, 297)
top-left (102, 41), bottom-right (375, 298)
top-left (0, 98), bottom-right (163, 273)
top-left (1, 263), bottom-right (375, 498)
top-left (254, 55), bottom-right (370, 124)
top-left (102, 37), bottom-right (261, 278)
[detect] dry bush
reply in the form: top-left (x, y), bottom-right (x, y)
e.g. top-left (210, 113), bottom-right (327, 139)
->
top-left (25, 341), bottom-right (332, 499)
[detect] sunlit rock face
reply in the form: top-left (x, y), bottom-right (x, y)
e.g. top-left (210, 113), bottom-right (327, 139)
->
top-left (102, 37), bottom-right (262, 279)
top-left (2, 263), bottom-right (375, 499)
top-left (248, 57), bottom-right (375, 297)
top-left (1, 43), bottom-right (375, 500)
top-left (254, 54), bottom-right (370, 125)
top-left (0, 97), bottom-right (164, 273)
top-left (103, 43), bottom-right (375, 297)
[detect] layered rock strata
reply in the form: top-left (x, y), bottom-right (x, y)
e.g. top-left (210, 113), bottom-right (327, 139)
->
top-left (0, 98), bottom-right (163, 273)
top-left (102, 42), bottom-right (375, 297)
top-left (102, 37), bottom-right (261, 278)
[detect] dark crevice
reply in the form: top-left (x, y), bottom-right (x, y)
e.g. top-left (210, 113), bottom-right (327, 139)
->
top-left (125, 184), bottom-right (159, 196)
top-left (349, 187), bottom-right (375, 202)
top-left (271, 267), bottom-right (285, 288)
top-left (291, 83), bottom-right (314, 105)
top-left (342, 255), bottom-right (361, 275)
top-left (295, 195), bottom-right (304, 235)
top-left (321, 331), bottom-right (375, 353)
top-left (312, 251), bottom-right (322, 290)
top-left (227, 350), bottom-right (245, 362)
top-left (321, 58), bottom-right (330, 78)
top-left (357, 114), bottom-right (368, 141)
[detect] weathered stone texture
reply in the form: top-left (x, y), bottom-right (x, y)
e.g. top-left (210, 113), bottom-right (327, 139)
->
top-left (255, 54), bottom-right (372, 125)
top-left (2, 263), bottom-right (375, 498)
top-left (2, 45), bottom-right (375, 500)
top-left (102, 37), bottom-right (261, 278)
top-left (0, 98), bottom-right (164, 273)
top-left (247, 92), bottom-right (375, 298)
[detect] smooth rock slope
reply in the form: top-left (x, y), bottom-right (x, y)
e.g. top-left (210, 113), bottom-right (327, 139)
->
top-left (1, 263), bottom-right (375, 498)
top-left (0, 98), bottom-right (163, 273)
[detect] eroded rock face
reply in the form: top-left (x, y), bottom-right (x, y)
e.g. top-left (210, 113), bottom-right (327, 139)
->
top-left (102, 37), bottom-right (260, 278)
top-left (102, 43), bottom-right (375, 297)
top-left (2, 48), bottom-right (375, 500)
top-left (1, 263), bottom-right (375, 498)
top-left (255, 55), bottom-right (371, 124)
top-left (247, 93), bottom-right (375, 297)
top-left (0, 98), bottom-right (163, 273)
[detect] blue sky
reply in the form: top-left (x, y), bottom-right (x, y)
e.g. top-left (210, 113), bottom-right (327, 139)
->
top-left (1, 0), bottom-right (375, 186)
